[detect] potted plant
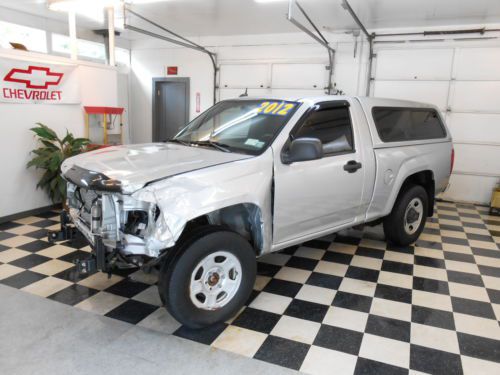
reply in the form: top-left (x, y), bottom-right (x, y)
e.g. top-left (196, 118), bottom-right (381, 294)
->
top-left (27, 123), bottom-right (90, 208)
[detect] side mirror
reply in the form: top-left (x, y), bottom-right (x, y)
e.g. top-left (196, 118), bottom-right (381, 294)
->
top-left (282, 137), bottom-right (323, 164)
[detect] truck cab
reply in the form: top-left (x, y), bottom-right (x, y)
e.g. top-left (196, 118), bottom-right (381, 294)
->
top-left (58, 96), bottom-right (453, 328)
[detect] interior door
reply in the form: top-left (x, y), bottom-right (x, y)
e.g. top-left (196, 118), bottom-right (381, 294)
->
top-left (273, 101), bottom-right (365, 244)
top-left (153, 78), bottom-right (190, 142)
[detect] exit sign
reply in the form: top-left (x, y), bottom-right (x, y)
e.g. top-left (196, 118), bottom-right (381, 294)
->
top-left (166, 66), bottom-right (178, 75)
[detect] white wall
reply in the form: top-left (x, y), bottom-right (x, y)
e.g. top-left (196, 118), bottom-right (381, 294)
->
top-left (0, 49), bottom-right (123, 218)
top-left (129, 32), bottom-right (370, 143)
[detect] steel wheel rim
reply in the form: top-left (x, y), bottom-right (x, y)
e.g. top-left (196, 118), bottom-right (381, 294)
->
top-left (189, 251), bottom-right (242, 310)
top-left (404, 197), bottom-right (424, 235)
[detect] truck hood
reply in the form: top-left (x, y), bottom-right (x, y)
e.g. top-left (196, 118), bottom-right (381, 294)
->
top-left (61, 143), bottom-right (252, 192)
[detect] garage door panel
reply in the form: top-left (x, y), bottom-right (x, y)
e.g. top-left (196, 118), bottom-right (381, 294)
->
top-left (446, 113), bottom-right (500, 143)
top-left (219, 88), bottom-right (270, 101)
top-left (441, 174), bottom-right (498, 204)
top-left (219, 64), bottom-right (268, 89)
top-left (375, 49), bottom-right (453, 80)
top-left (453, 144), bottom-right (500, 175)
top-left (455, 48), bottom-right (500, 80)
top-left (271, 63), bottom-right (326, 89)
top-left (373, 81), bottom-right (449, 111)
top-left (451, 81), bottom-right (500, 112)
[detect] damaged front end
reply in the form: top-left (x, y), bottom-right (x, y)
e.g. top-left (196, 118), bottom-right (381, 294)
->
top-left (52, 166), bottom-right (175, 274)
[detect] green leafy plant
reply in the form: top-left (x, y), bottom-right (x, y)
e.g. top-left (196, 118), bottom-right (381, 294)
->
top-left (27, 123), bottom-right (90, 204)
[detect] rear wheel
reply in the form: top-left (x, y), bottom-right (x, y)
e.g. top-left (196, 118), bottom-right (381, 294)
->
top-left (383, 184), bottom-right (428, 246)
top-left (158, 227), bottom-right (256, 329)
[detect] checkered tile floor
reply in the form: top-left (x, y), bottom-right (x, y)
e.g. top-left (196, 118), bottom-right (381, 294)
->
top-left (1, 201), bottom-right (500, 374)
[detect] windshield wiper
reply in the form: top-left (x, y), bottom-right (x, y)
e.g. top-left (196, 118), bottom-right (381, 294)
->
top-left (190, 140), bottom-right (231, 153)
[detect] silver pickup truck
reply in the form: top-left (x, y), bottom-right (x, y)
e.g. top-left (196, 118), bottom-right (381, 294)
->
top-left (59, 96), bottom-right (453, 328)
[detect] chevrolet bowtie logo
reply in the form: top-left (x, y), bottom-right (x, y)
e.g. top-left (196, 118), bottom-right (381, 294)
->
top-left (4, 66), bottom-right (64, 89)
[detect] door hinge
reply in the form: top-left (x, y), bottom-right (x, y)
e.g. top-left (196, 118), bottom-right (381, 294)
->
top-left (157, 89), bottom-right (161, 96)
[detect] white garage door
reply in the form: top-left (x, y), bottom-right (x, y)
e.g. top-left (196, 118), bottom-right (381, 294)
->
top-left (218, 62), bottom-right (328, 101)
top-left (373, 46), bottom-right (500, 204)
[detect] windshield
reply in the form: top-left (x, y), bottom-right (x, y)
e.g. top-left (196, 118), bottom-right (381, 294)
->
top-left (173, 99), bottom-right (300, 155)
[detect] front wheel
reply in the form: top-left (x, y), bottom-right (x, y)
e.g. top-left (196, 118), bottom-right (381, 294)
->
top-left (158, 227), bottom-right (256, 329)
top-left (383, 184), bottom-right (428, 246)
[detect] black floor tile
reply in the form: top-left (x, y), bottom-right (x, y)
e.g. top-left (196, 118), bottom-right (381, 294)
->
top-left (0, 231), bottom-right (16, 241)
top-left (439, 224), bottom-right (465, 232)
top-left (439, 214), bottom-right (461, 221)
top-left (487, 288), bottom-right (500, 304)
top-left (306, 272), bottom-right (342, 290)
top-left (478, 265), bottom-right (500, 278)
top-left (24, 228), bottom-right (49, 240)
top-left (386, 244), bottom-right (414, 254)
top-left (313, 324), bottom-right (363, 355)
top-left (104, 278), bottom-right (151, 298)
top-left (382, 260), bottom-right (413, 275)
top-left (446, 270), bottom-right (484, 287)
top-left (457, 332), bottom-right (500, 363)
top-left (365, 314), bottom-right (411, 342)
top-left (302, 239), bottom-right (331, 250)
top-left (174, 322), bottom-right (227, 345)
top-left (322, 251), bottom-right (353, 265)
top-left (105, 299), bottom-right (159, 325)
top-left (0, 222), bottom-right (22, 231)
top-left (231, 307), bottom-right (280, 334)
top-left (254, 336), bottom-right (309, 371)
top-left (0, 244), bottom-right (8, 252)
top-left (61, 236), bottom-right (90, 249)
top-left (441, 237), bottom-right (469, 246)
top-left (466, 233), bottom-right (495, 243)
top-left (451, 297), bottom-right (496, 319)
top-left (17, 240), bottom-right (52, 253)
top-left (256, 262), bottom-right (281, 277)
top-left (443, 251), bottom-right (475, 263)
top-left (262, 279), bottom-right (302, 298)
top-left (423, 227), bottom-right (441, 236)
top-left (334, 234), bottom-right (361, 246)
top-left (354, 358), bottom-right (408, 375)
top-left (332, 291), bottom-right (372, 313)
top-left (34, 211), bottom-right (61, 219)
top-left (284, 299), bottom-right (329, 323)
top-left (410, 344), bottom-right (463, 375)
top-left (285, 256), bottom-right (318, 271)
top-left (53, 266), bottom-right (93, 283)
top-left (345, 266), bottom-right (379, 283)
top-left (414, 239), bottom-right (442, 250)
top-left (356, 247), bottom-right (385, 259)
top-left (375, 284), bottom-right (412, 304)
top-left (414, 255), bottom-right (445, 269)
top-left (472, 247), bottom-right (500, 259)
top-left (413, 277), bottom-right (450, 295)
top-left (462, 222), bottom-right (487, 229)
top-left (0, 270), bottom-right (46, 289)
top-left (58, 250), bottom-right (94, 264)
top-left (9, 254), bottom-right (51, 268)
top-left (279, 245), bottom-right (299, 255)
top-left (411, 305), bottom-right (455, 330)
top-left (48, 284), bottom-right (99, 305)
top-left (31, 219), bottom-right (59, 228)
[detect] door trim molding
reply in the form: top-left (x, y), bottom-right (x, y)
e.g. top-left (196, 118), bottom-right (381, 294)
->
top-left (152, 77), bottom-right (190, 142)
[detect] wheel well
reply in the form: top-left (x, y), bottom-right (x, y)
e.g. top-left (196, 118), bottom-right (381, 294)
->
top-left (399, 170), bottom-right (435, 216)
top-left (179, 204), bottom-right (263, 255)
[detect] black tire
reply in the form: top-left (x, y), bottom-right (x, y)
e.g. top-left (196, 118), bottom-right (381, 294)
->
top-left (383, 184), bottom-right (428, 246)
top-left (158, 226), bottom-right (256, 329)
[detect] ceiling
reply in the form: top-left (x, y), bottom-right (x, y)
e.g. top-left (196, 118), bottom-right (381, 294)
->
top-left (2, 0), bottom-right (500, 39)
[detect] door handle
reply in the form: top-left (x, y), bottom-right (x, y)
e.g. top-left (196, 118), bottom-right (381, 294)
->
top-left (343, 160), bottom-right (362, 173)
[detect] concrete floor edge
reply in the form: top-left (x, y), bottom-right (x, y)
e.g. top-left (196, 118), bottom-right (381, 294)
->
top-left (0, 284), bottom-right (297, 375)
